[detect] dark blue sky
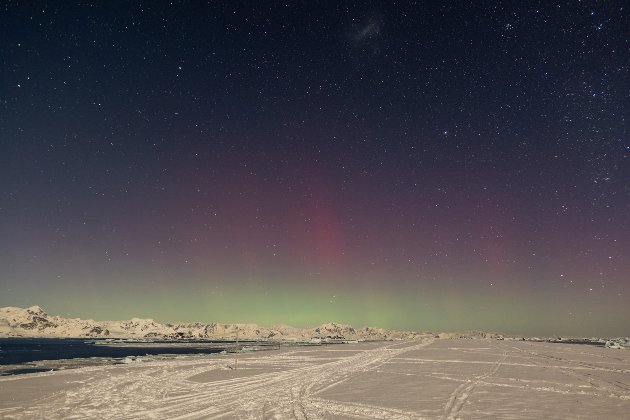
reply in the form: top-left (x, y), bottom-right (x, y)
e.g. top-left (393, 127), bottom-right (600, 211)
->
top-left (1, 1), bottom-right (628, 334)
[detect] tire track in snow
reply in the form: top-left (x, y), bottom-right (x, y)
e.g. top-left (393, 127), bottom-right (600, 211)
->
top-left (165, 339), bottom-right (435, 419)
top-left (442, 346), bottom-right (507, 420)
top-left (510, 345), bottom-right (630, 398)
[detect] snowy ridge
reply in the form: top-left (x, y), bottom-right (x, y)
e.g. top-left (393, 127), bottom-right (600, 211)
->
top-left (0, 305), bottom-right (426, 341)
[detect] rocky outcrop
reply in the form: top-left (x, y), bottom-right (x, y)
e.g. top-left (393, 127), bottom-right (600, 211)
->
top-left (605, 337), bottom-right (630, 349)
top-left (313, 322), bottom-right (356, 339)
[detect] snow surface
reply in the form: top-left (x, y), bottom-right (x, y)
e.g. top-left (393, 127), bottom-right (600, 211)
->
top-left (0, 338), bottom-right (628, 419)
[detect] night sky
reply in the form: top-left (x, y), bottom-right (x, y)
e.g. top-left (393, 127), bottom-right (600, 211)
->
top-left (1, 1), bottom-right (628, 336)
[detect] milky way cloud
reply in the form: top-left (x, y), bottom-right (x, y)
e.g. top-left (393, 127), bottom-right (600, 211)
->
top-left (352, 19), bottom-right (382, 42)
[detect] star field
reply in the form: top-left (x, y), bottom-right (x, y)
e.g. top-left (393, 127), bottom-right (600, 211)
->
top-left (1, 1), bottom-right (628, 335)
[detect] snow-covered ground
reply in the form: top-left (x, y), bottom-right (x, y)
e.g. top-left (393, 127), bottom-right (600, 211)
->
top-left (1, 338), bottom-right (628, 419)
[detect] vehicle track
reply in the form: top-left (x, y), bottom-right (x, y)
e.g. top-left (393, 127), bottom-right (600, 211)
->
top-left (442, 346), bottom-right (507, 420)
top-left (4, 339), bottom-right (433, 419)
top-left (165, 339), bottom-right (435, 419)
top-left (511, 345), bottom-right (630, 396)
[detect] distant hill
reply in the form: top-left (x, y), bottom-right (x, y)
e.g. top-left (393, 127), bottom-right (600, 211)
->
top-left (0, 305), bottom-right (430, 341)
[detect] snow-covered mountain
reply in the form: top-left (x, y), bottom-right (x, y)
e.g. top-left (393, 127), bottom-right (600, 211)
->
top-left (0, 305), bottom-right (425, 341)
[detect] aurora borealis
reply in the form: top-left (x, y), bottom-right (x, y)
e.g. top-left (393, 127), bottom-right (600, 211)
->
top-left (1, 1), bottom-right (628, 336)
